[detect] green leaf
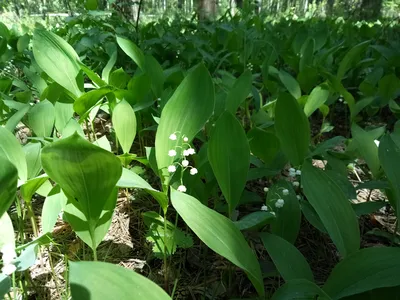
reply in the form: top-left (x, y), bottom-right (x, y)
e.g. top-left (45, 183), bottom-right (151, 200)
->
top-left (261, 233), bottom-right (314, 282)
top-left (271, 279), bottom-right (332, 300)
top-left (112, 100), bottom-right (136, 154)
top-left (279, 70), bottom-right (301, 99)
top-left (324, 247), bottom-right (400, 299)
top-left (116, 36), bottom-right (146, 70)
top-left (102, 50), bottom-right (117, 83)
top-left (225, 70), bottom-right (252, 114)
top-left (351, 123), bottom-right (380, 178)
top-left (145, 55), bottom-right (164, 97)
top-left (62, 118), bottom-right (84, 138)
top-left (54, 102), bottom-right (74, 134)
top-left (85, 0), bottom-right (98, 10)
top-left (275, 93), bottom-right (310, 166)
top-left (78, 61), bottom-right (107, 87)
top-left (352, 201), bottom-right (386, 217)
top-left (155, 64), bottom-right (214, 178)
top-left (171, 188), bottom-right (264, 297)
top-left (143, 211), bottom-right (192, 258)
top-left (69, 261), bottom-right (171, 300)
top-left (302, 162), bottom-right (360, 258)
top-left (41, 185), bottom-right (67, 233)
top-left (267, 180), bottom-right (301, 244)
top-left (117, 168), bottom-right (168, 213)
top-left (304, 85), bottom-right (330, 117)
top-left (5, 104), bottom-right (31, 132)
top-left (109, 68), bottom-right (130, 89)
top-left (0, 274), bottom-right (11, 300)
top-left (247, 128), bottom-right (281, 166)
top-left (337, 41), bottom-right (370, 81)
top-left (73, 87), bottom-right (113, 116)
top-left (299, 38), bottom-right (315, 73)
top-left (41, 133), bottom-right (122, 250)
top-left (33, 29), bottom-right (82, 97)
top-left (208, 111), bottom-right (250, 214)
top-left (20, 174), bottom-right (49, 203)
top-left (0, 156), bottom-right (18, 218)
top-left (0, 126), bottom-right (28, 182)
top-left (23, 143), bottom-right (42, 179)
top-left (300, 200), bottom-right (327, 234)
top-left (28, 100), bottom-right (55, 137)
top-left (234, 211), bottom-right (275, 231)
top-left (379, 135), bottom-right (400, 222)
top-left (0, 212), bottom-right (15, 250)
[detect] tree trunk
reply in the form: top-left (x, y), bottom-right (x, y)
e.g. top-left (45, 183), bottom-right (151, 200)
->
top-left (360, 0), bottom-right (383, 19)
top-left (198, 0), bottom-right (217, 20)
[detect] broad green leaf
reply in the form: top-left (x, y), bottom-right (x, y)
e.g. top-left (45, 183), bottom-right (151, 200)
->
top-left (0, 212), bottom-right (15, 250)
top-left (145, 55), bottom-right (164, 97)
top-left (279, 70), bottom-right (301, 99)
top-left (73, 87), bottom-right (113, 116)
top-left (248, 128), bottom-right (280, 166)
top-left (93, 136), bottom-right (112, 152)
top-left (267, 180), bottom-right (301, 244)
top-left (0, 274), bottom-right (11, 300)
top-left (5, 104), bottom-right (30, 132)
top-left (337, 41), bottom-right (370, 81)
top-left (275, 93), bottom-right (310, 166)
top-left (33, 29), bottom-right (82, 97)
top-left (109, 68), bottom-right (130, 89)
top-left (116, 36), bottom-right (146, 70)
top-left (14, 244), bottom-right (39, 271)
top-left (41, 185), bottom-right (67, 233)
top-left (351, 124), bottom-right (380, 178)
top-left (379, 135), bottom-right (400, 221)
top-left (234, 211), bottom-right (275, 231)
top-left (62, 119), bottom-right (84, 138)
top-left (304, 85), bottom-right (330, 117)
top-left (102, 50), bottom-right (117, 83)
top-left (0, 156), bottom-right (18, 218)
top-left (28, 100), bottom-right (55, 137)
top-left (41, 133), bottom-right (122, 250)
top-left (208, 111), bottom-right (250, 214)
top-left (20, 174), bottom-right (48, 203)
top-left (271, 279), bottom-right (332, 300)
top-left (155, 64), bottom-right (214, 179)
top-left (0, 126), bottom-right (28, 182)
top-left (78, 61), bottom-right (107, 87)
top-left (69, 261), bottom-right (171, 300)
top-left (299, 38), bottom-right (315, 73)
top-left (117, 168), bottom-right (168, 212)
top-left (323, 71), bottom-right (355, 113)
top-left (54, 102), bottom-right (74, 134)
top-left (23, 143), bottom-right (42, 179)
top-left (324, 247), bottom-right (400, 299)
top-left (85, 0), bottom-right (98, 10)
top-left (261, 233), bottom-right (314, 282)
top-left (300, 200), bottom-right (327, 234)
top-left (171, 188), bottom-right (264, 297)
top-left (63, 188), bottom-right (117, 249)
top-left (225, 70), bottom-right (252, 114)
top-left (112, 100), bottom-right (136, 154)
top-left (352, 201), bottom-right (386, 217)
top-left (302, 162), bottom-right (360, 257)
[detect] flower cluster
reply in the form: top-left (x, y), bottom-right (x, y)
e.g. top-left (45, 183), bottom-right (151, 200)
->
top-left (1, 244), bottom-right (17, 276)
top-left (167, 132), bottom-right (198, 193)
top-left (289, 167), bottom-right (301, 177)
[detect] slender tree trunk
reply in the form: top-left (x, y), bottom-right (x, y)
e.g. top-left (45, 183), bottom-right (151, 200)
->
top-left (198, 0), bottom-right (217, 20)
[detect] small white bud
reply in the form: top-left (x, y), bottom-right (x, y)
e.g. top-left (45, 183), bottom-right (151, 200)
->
top-left (263, 187), bottom-right (269, 192)
top-left (292, 181), bottom-right (299, 187)
top-left (296, 195), bottom-right (301, 200)
top-left (187, 148), bottom-right (195, 155)
top-left (289, 168), bottom-right (295, 173)
top-left (177, 185), bottom-right (187, 192)
top-left (183, 136), bottom-right (189, 142)
top-left (190, 168), bottom-right (198, 175)
top-left (169, 133), bottom-right (177, 140)
top-left (295, 170), bottom-right (301, 176)
top-left (270, 212), bottom-right (276, 216)
top-left (168, 150), bottom-right (177, 157)
top-left (282, 189), bottom-right (289, 196)
top-left (275, 199), bottom-right (285, 208)
top-left (182, 160), bottom-right (189, 167)
top-left (261, 205), bottom-right (268, 211)
top-left (168, 165), bottom-right (176, 173)
top-left (157, 98), bottom-right (161, 101)
top-left (183, 149), bottom-right (189, 156)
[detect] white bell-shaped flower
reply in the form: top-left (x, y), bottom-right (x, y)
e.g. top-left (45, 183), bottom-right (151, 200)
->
top-left (275, 199), bottom-right (285, 208)
top-left (190, 168), bottom-right (198, 175)
top-left (168, 165), bottom-right (176, 173)
top-left (261, 205), bottom-right (268, 211)
top-left (168, 149), bottom-right (177, 157)
top-left (169, 133), bottom-right (177, 141)
top-left (282, 189), bottom-right (289, 196)
top-left (177, 185), bottom-right (187, 193)
top-left (182, 160), bottom-right (189, 167)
